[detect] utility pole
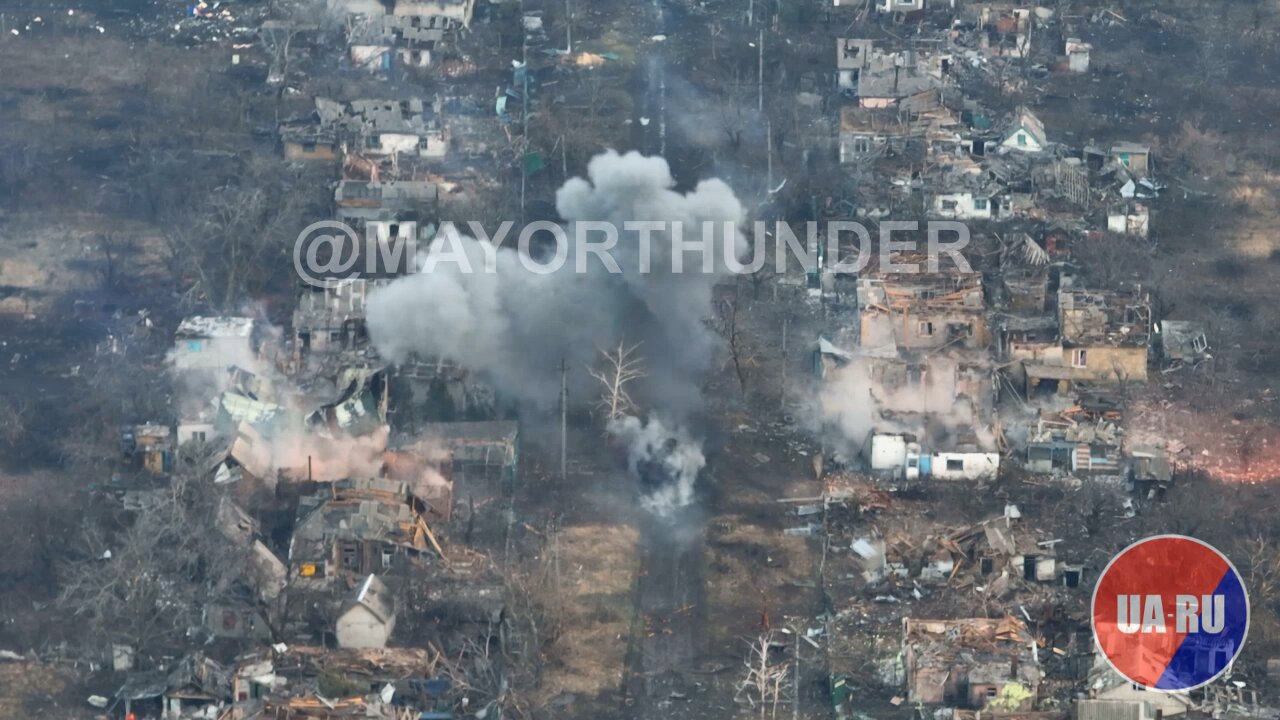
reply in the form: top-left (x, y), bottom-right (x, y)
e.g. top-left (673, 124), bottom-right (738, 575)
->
top-left (793, 625), bottom-right (801, 720)
top-left (767, 120), bottom-right (773, 191)
top-left (757, 29), bottom-right (764, 113)
top-left (780, 314), bottom-right (788, 411)
top-left (560, 356), bottom-right (568, 483)
top-left (565, 0), bottom-right (573, 53)
top-left (552, 515), bottom-right (563, 609)
top-left (520, 19), bottom-right (529, 223)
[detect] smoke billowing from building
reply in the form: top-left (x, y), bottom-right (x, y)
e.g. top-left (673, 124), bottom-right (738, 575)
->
top-left (816, 353), bottom-right (996, 458)
top-left (366, 151), bottom-right (744, 512)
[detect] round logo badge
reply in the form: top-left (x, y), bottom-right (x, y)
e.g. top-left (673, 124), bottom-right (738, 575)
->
top-left (1092, 535), bottom-right (1249, 691)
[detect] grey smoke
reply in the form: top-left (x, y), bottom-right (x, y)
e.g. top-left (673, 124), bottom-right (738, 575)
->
top-left (608, 415), bottom-right (706, 515)
top-left (366, 150), bottom-right (746, 416)
top-left (366, 151), bottom-right (747, 513)
top-left (816, 353), bottom-right (996, 459)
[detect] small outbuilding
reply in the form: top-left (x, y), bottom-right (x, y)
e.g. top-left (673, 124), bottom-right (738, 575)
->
top-left (336, 574), bottom-right (398, 649)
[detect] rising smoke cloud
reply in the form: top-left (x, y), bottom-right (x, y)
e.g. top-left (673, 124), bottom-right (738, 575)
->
top-left (608, 415), bottom-right (706, 515)
top-left (366, 151), bottom-right (747, 512)
top-left (366, 150), bottom-right (746, 415)
top-left (816, 353), bottom-right (996, 459)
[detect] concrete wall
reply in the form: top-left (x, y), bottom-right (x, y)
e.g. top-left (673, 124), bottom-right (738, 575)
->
top-left (284, 140), bottom-right (338, 161)
top-left (870, 434), bottom-right (908, 471)
top-left (929, 452), bottom-right (999, 480)
top-left (336, 605), bottom-right (394, 648)
top-left (366, 131), bottom-right (422, 157)
top-left (394, 0), bottom-right (473, 26)
top-left (892, 310), bottom-right (987, 350)
top-left (933, 192), bottom-right (993, 219)
top-left (1067, 345), bottom-right (1148, 384)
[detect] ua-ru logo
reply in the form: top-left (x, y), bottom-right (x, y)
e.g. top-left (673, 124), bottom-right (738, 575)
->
top-left (1092, 535), bottom-right (1248, 691)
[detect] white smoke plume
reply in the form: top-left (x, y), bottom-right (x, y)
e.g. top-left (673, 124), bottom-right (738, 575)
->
top-left (608, 415), bottom-right (706, 515)
top-left (817, 353), bottom-right (995, 458)
top-left (367, 150), bottom-right (745, 415)
top-left (366, 151), bottom-right (747, 513)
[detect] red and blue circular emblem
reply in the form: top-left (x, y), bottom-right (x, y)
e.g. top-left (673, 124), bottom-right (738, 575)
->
top-left (1092, 535), bottom-right (1249, 691)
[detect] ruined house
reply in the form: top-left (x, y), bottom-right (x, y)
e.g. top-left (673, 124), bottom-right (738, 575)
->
top-left (122, 423), bottom-right (173, 474)
top-left (1154, 320), bottom-right (1208, 364)
top-left (1105, 202), bottom-right (1150, 238)
top-left (293, 279), bottom-right (383, 360)
top-left (1108, 142), bottom-right (1151, 177)
top-left (1065, 38), bottom-right (1091, 73)
top-left (334, 179), bottom-right (439, 225)
top-left (290, 478), bottom-right (445, 591)
top-left (857, 64), bottom-right (941, 110)
top-left (857, 256), bottom-right (988, 352)
top-left (307, 367), bottom-right (389, 437)
top-left (948, 516), bottom-right (1078, 587)
top-left (116, 653), bottom-right (232, 720)
top-left (279, 111), bottom-right (339, 162)
top-left (836, 38), bottom-right (878, 93)
top-left (173, 316), bottom-right (257, 371)
top-left (876, 0), bottom-right (926, 14)
top-left (839, 107), bottom-right (920, 162)
top-left (420, 421), bottom-right (519, 494)
top-left (1026, 398), bottom-right (1124, 475)
top-left (1085, 652), bottom-right (1193, 718)
top-left (316, 97), bottom-right (448, 161)
top-left (903, 617), bottom-right (1042, 709)
top-left (216, 496), bottom-right (290, 607)
top-left (207, 421), bottom-right (277, 487)
top-left (1014, 284), bottom-right (1150, 394)
top-left (393, 0), bottom-right (475, 27)
top-left (974, 5), bottom-right (1033, 59)
top-left (347, 14), bottom-right (457, 72)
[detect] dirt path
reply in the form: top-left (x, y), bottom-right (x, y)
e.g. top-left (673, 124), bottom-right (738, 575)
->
top-left (624, 513), bottom-right (709, 717)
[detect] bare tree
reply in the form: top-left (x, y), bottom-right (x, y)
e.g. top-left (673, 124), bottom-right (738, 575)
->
top-left (95, 232), bottom-right (137, 291)
top-left (165, 157), bottom-right (316, 311)
top-left (0, 396), bottom-right (32, 453)
top-left (57, 462), bottom-right (256, 663)
top-left (710, 298), bottom-right (754, 395)
top-left (736, 631), bottom-right (791, 719)
top-left (587, 340), bottom-right (647, 420)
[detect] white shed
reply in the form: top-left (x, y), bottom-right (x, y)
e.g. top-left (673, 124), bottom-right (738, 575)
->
top-left (336, 574), bottom-right (397, 649)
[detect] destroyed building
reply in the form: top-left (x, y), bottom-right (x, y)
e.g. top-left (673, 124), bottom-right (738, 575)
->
top-left (903, 617), bottom-right (1043, 709)
top-left (173, 316), bottom-right (258, 371)
top-left (1012, 282), bottom-right (1151, 394)
top-left (293, 279), bottom-right (382, 362)
top-left (346, 13), bottom-right (459, 72)
top-left (856, 254), bottom-right (988, 352)
top-left (313, 97), bottom-right (448, 161)
top-left (289, 477), bottom-right (446, 592)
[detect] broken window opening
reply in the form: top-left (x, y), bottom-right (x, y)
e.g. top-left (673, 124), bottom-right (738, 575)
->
top-left (340, 543), bottom-right (359, 570)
